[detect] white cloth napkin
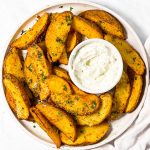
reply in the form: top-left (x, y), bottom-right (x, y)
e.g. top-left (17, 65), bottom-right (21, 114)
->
top-left (0, 0), bottom-right (150, 150)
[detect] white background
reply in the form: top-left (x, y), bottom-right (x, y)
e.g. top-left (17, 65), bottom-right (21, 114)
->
top-left (0, 0), bottom-right (150, 150)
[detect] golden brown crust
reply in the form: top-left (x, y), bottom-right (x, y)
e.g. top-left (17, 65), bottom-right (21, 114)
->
top-left (11, 13), bottom-right (49, 49)
top-left (36, 103), bottom-right (76, 141)
top-left (30, 107), bottom-right (61, 148)
top-left (72, 16), bottom-right (103, 39)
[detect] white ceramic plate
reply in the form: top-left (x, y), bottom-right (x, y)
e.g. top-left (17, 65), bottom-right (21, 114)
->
top-left (1, 1), bottom-right (149, 150)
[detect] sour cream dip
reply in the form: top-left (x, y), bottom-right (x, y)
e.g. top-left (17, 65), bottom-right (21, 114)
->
top-left (68, 39), bottom-right (123, 94)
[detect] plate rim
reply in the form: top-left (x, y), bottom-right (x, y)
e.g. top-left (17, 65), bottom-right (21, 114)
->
top-left (1, 0), bottom-right (149, 150)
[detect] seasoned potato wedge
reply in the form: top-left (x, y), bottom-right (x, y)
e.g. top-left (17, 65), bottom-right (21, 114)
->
top-left (58, 49), bottom-right (68, 65)
top-left (68, 81), bottom-right (87, 95)
top-left (30, 107), bottom-right (61, 148)
top-left (60, 122), bottom-right (110, 145)
top-left (126, 71), bottom-right (143, 113)
top-left (48, 75), bottom-right (72, 94)
top-left (3, 74), bottom-right (30, 119)
top-left (104, 34), bottom-right (145, 75)
top-left (24, 44), bottom-right (51, 100)
top-left (50, 93), bottom-right (100, 115)
top-left (80, 10), bottom-right (126, 39)
top-left (4, 48), bottom-right (24, 81)
top-left (72, 16), bottom-right (103, 39)
top-left (66, 30), bottom-right (82, 53)
top-left (11, 13), bottom-right (49, 49)
top-left (110, 72), bottom-right (130, 120)
top-left (53, 67), bottom-right (70, 80)
top-left (45, 11), bottom-right (73, 62)
top-left (5, 90), bottom-right (16, 113)
top-left (76, 93), bottom-right (112, 126)
top-left (36, 103), bottom-right (76, 141)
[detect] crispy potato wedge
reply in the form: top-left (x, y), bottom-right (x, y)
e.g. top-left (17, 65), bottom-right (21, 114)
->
top-left (76, 93), bottom-right (112, 126)
top-left (58, 49), bottom-right (68, 65)
top-left (72, 16), bottom-right (103, 39)
top-left (110, 72), bottom-right (130, 120)
top-left (45, 11), bottom-right (73, 62)
top-left (3, 48), bottom-right (24, 81)
top-left (3, 74), bottom-right (30, 119)
top-left (11, 13), bottom-right (49, 49)
top-left (104, 34), bottom-right (145, 75)
top-left (24, 44), bottom-right (51, 100)
top-left (68, 81), bottom-right (87, 95)
top-left (66, 30), bottom-right (82, 53)
top-left (30, 107), bottom-right (61, 148)
top-left (5, 90), bottom-right (16, 113)
top-left (80, 10), bottom-right (126, 39)
top-left (50, 93), bottom-right (100, 115)
top-left (60, 122), bottom-right (110, 145)
top-left (36, 103), bottom-right (76, 141)
top-left (48, 75), bottom-right (72, 94)
top-left (126, 71), bottom-right (143, 113)
top-left (53, 67), bottom-right (70, 80)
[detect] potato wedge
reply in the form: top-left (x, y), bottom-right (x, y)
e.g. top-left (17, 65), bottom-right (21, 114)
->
top-left (126, 71), bottom-right (143, 113)
top-left (58, 49), bottom-right (68, 65)
top-left (50, 93), bottom-right (100, 115)
top-left (104, 34), bottom-right (145, 75)
top-left (66, 30), bottom-right (82, 53)
top-left (11, 13), bottom-right (49, 49)
top-left (3, 48), bottom-right (24, 81)
top-left (60, 122), bottom-right (110, 145)
top-left (109, 72), bottom-right (130, 120)
top-left (72, 16), bottom-right (103, 39)
top-left (36, 103), bottom-right (76, 141)
top-left (3, 74), bottom-right (30, 119)
top-left (24, 44), bottom-right (51, 100)
top-left (76, 93), bottom-right (112, 126)
top-left (5, 90), bottom-right (16, 113)
top-left (68, 81), bottom-right (87, 95)
top-left (48, 75), bottom-right (72, 94)
top-left (30, 107), bottom-right (61, 148)
top-left (45, 11), bottom-right (73, 62)
top-left (80, 10), bottom-right (126, 39)
top-left (53, 67), bottom-right (70, 80)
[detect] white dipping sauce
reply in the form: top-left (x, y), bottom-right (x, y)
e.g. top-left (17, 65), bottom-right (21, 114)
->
top-left (69, 40), bottom-right (123, 93)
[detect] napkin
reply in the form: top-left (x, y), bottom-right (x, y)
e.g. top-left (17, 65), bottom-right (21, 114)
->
top-left (0, 0), bottom-right (150, 150)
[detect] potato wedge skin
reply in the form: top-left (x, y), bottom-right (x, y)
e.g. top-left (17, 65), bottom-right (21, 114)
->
top-left (72, 16), bottom-right (103, 39)
top-left (68, 81), bottom-right (87, 95)
top-left (76, 93), bottom-right (112, 126)
top-left (80, 10), bottom-right (126, 39)
top-left (53, 67), bottom-right (70, 80)
top-left (66, 30), bottom-right (82, 53)
top-left (45, 11), bottom-right (73, 62)
top-left (5, 90), bottom-right (16, 113)
top-left (104, 34), bottom-right (145, 75)
top-left (30, 107), bottom-right (61, 148)
top-left (36, 103), bottom-right (76, 141)
top-left (60, 122), bottom-right (110, 146)
top-left (50, 93), bottom-right (100, 115)
top-left (4, 48), bottom-right (24, 81)
top-left (24, 44), bottom-right (51, 100)
top-left (110, 72), bottom-right (130, 120)
top-left (126, 72), bottom-right (143, 113)
top-left (11, 13), bottom-right (49, 49)
top-left (3, 74), bottom-right (30, 119)
top-left (48, 75), bottom-right (72, 94)
top-left (58, 49), bottom-right (68, 65)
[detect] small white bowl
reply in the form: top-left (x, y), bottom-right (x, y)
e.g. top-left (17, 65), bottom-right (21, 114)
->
top-left (68, 39), bottom-right (123, 94)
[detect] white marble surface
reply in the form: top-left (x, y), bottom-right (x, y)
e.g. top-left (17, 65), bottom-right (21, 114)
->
top-left (0, 0), bottom-right (150, 150)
